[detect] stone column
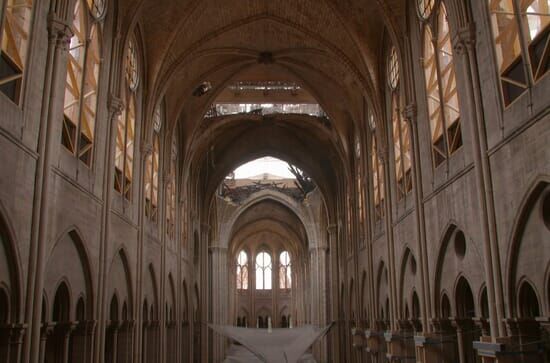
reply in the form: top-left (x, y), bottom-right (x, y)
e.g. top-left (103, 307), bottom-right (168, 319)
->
top-left (327, 224), bottom-right (340, 361)
top-left (23, 9), bottom-right (74, 363)
top-left (453, 23), bottom-right (505, 340)
top-left (38, 324), bottom-right (53, 363)
top-left (310, 245), bottom-right (328, 361)
top-left (403, 104), bottom-right (431, 333)
top-left (200, 224), bottom-right (211, 362)
top-left (209, 245), bottom-right (228, 362)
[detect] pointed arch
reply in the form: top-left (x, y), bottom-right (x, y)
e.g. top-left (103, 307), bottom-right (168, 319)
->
top-left (46, 228), bottom-right (94, 320)
top-left (0, 205), bottom-right (22, 322)
top-left (455, 275), bottom-right (475, 318)
top-left (506, 178), bottom-right (550, 317)
top-left (108, 248), bottom-right (134, 317)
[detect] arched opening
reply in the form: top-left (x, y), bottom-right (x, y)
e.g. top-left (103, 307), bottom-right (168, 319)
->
top-left (455, 277), bottom-right (478, 363)
top-left (45, 282), bottom-right (71, 362)
top-left (0, 288), bottom-right (8, 324)
top-left (412, 291), bottom-right (420, 321)
top-left (455, 277), bottom-right (475, 318)
top-left (440, 293), bottom-right (451, 319)
top-left (518, 282), bottom-right (541, 318)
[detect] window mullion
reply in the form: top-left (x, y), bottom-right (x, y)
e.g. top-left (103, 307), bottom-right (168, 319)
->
top-left (513, 0), bottom-right (536, 86)
top-left (432, 25), bottom-right (450, 160)
top-left (76, 35), bottom-right (90, 159)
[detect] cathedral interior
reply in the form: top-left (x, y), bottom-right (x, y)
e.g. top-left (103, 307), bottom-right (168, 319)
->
top-left (0, 0), bottom-right (549, 362)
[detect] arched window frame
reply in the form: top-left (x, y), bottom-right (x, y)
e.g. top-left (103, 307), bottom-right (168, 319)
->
top-left (355, 130), bottom-right (366, 242)
top-left (61, 0), bottom-right (105, 166)
top-left (279, 251), bottom-right (291, 289)
top-left (236, 250), bottom-right (249, 290)
top-left (255, 251), bottom-right (272, 290)
top-left (166, 132), bottom-right (177, 240)
top-left (487, 0), bottom-right (550, 106)
top-left (387, 46), bottom-right (412, 200)
top-left (115, 33), bottom-right (140, 200)
top-left (0, 0), bottom-right (35, 104)
top-left (419, 1), bottom-right (463, 168)
top-left (145, 103), bottom-right (162, 222)
top-left (369, 109), bottom-right (385, 222)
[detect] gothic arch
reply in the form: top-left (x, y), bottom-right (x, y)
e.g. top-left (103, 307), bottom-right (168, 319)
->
top-left (107, 248), bottom-right (134, 317)
top-left (0, 205), bottom-right (22, 322)
top-left (433, 221), bottom-right (471, 315)
top-left (506, 177), bottom-right (550, 317)
top-left (360, 270), bottom-right (368, 322)
top-left (399, 247), bottom-right (418, 317)
top-left (167, 273), bottom-right (176, 321)
top-left (454, 275), bottom-right (475, 318)
top-left (45, 228), bottom-right (94, 320)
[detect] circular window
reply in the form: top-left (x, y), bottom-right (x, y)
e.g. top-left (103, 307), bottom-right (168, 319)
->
top-left (387, 46), bottom-right (399, 90)
top-left (542, 192), bottom-right (550, 230)
top-left (410, 255), bottom-right (417, 275)
top-left (126, 37), bottom-right (139, 91)
top-left (417, 0), bottom-right (435, 20)
top-left (454, 230), bottom-right (466, 259)
top-left (87, 0), bottom-right (106, 19)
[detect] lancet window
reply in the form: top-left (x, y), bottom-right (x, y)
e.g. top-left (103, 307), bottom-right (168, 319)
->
top-left (388, 46), bottom-right (412, 199)
top-left (370, 110), bottom-right (385, 221)
top-left (114, 35), bottom-right (139, 200)
top-left (255, 251), bottom-right (272, 290)
top-left (488, 0), bottom-right (549, 106)
top-left (236, 250), bottom-right (248, 290)
top-left (145, 105), bottom-right (162, 221)
top-left (419, 1), bottom-right (462, 167)
top-left (0, 0), bottom-right (35, 103)
top-left (167, 134), bottom-right (177, 239)
top-left (61, 0), bottom-right (104, 166)
top-left (279, 251), bottom-right (291, 289)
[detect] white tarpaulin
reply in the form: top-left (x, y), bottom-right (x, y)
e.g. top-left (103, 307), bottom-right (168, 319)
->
top-left (209, 323), bottom-right (333, 363)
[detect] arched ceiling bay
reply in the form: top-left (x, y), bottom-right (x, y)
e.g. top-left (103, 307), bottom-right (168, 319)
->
top-left (118, 0), bottom-right (408, 215)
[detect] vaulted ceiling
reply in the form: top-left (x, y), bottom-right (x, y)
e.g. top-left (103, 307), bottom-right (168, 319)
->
top-left (115, 0), bottom-right (408, 209)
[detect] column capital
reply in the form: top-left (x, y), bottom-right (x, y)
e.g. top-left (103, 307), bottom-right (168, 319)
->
top-left (402, 103), bottom-right (417, 124)
top-left (108, 95), bottom-right (124, 116)
top-left (453, 23), bottom-right (476, 55)
top-left (141, 142), bottom-right (153, 156)
top-left (47, 13), bottom-right (73, 48)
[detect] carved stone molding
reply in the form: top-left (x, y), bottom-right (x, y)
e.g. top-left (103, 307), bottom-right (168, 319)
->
top-left (453, 23), bottom-right (476, 56)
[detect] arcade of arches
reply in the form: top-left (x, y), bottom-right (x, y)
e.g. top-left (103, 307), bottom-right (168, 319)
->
top-left (0, 0), bottom-right (549, 362)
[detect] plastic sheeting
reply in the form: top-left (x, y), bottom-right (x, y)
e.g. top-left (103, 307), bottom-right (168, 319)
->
top-left (209, 323), bottom-right (333, 363)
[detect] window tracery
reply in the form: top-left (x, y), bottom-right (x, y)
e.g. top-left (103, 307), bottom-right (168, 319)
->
top-left (388, 46), bottom-right (412, 199)
top-left (255, 251), bottom-right (272, 290)
top-left (279, 251), bottom-right (291, 289)
top-left (167, 134), bottom-right (177, 239)
top-left (145, 106), bottom-right (161, 222)
top-left (0, 0), bottom-right (34, 103)
top-left (370, 110), bottom-right (385, 221)
top-left (61, 0), bottom-right (103, 166)
top-left (236, 250), bottom-right (248, 290)
top-left (115, 34), bottom-right (139, 200)
top-left (417, 0), bottom-right (435, 19)
top-left (421, 2), bottom-right (462, 167)
top-left (488, 0), bottom-right (549, 106)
